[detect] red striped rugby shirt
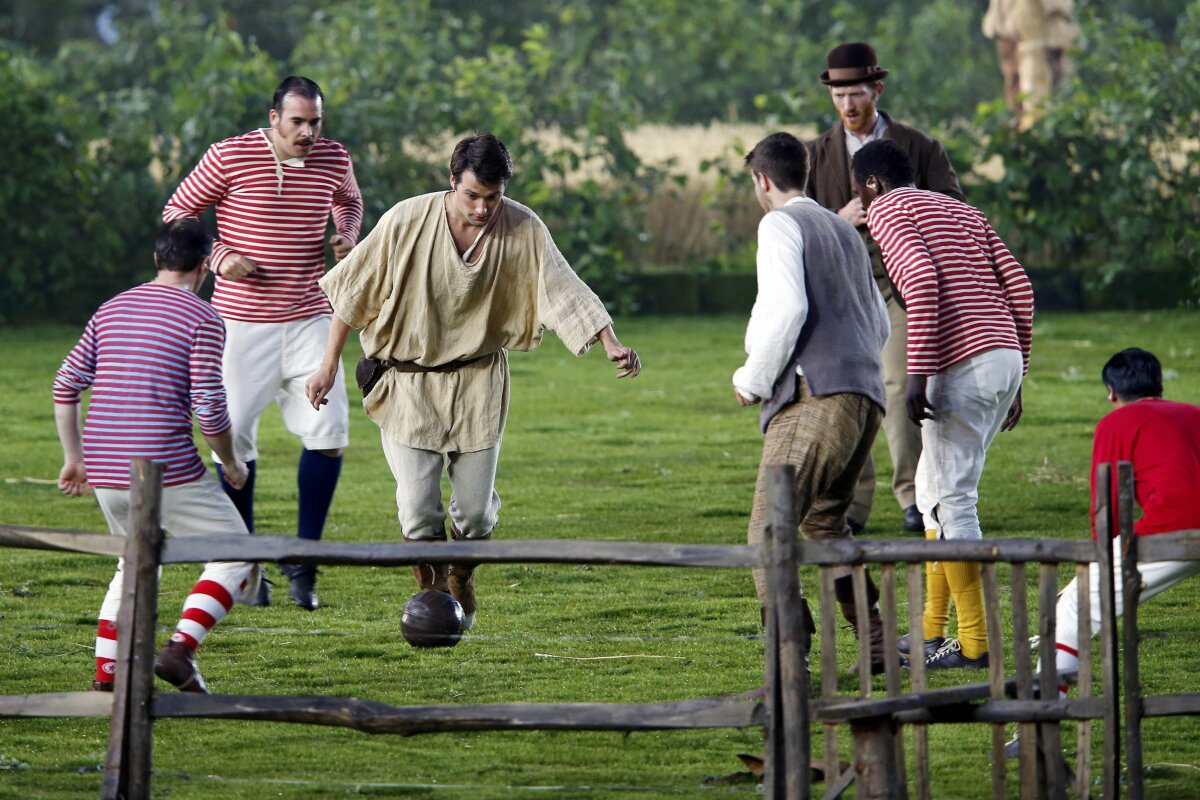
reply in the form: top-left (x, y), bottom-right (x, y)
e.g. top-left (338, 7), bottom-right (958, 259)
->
top-left (53, 284), bottom-right (231, 489)
top-left (163, 130), bottom-right (363, 323)
top-left (866, 188), bottom-right (1034, 376)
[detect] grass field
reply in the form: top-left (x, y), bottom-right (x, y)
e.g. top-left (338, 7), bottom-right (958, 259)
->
top-left (1, 312), bottom-right (1199, 799)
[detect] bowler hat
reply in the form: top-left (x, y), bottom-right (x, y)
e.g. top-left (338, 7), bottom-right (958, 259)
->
top-left (819, 42), bottom-right (890, 86)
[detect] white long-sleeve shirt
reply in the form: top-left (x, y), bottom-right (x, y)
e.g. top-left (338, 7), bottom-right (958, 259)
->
top-left (732, 196), bottom-right (816, 401)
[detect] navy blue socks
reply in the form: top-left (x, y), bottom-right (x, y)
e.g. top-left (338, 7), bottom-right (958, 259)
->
top-left (297, 449), bottom-right (342, 542)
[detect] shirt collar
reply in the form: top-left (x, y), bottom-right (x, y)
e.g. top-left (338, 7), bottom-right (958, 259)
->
top-left (260, 128), bottom-right (305, 196)
top-left (843, 113), bottom-right (888, 155)
top-left (259, 128), bottom-right (306, 167)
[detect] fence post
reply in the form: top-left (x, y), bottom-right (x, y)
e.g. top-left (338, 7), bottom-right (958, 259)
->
top-left (1037, 562), bottom-right (1065, 799)
top-left (100, 459), bottom-right (164, 800)
top-left (1010, 563), bottom-right (1043, 797)
top-left (762, 464), bottom-right (809, 799)
top-left (906, 562), bottom-right (930, 800)
top-left (1074, 561), bottom-right (1093, 800)
top-left (1118, 461), bottom-right (1144, 800)
top-left (981, 563), bottom-right (1007, 800)
top-left (1094, 463), bottom-right (1121, 800)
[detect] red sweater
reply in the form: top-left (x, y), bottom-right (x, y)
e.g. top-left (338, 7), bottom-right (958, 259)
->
top-left (1091, 398), bottom-right (1200, 538)
top-left (866, 188), bottom-right (1034, 375)
top-left (163, 130), bottom-right (363, 323)
top-left (53, 284), bottom-right (230, 489)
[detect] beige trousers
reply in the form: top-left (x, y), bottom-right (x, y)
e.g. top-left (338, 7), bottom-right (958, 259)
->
top-left (747, 380), bottom-right (882, 604)
top-left (849, 295), bottom-right (923, 523)
top-left (379, 432), bottom-right (502, 542)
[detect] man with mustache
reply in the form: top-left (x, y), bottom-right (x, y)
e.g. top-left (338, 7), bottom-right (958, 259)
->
top-left (804, 42), bottom-right (966, 538)
top-left (164, 76), bottom-right (363, 611)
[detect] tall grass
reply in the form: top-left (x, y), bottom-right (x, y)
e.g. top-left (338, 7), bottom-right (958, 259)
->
top-left (1, 312), bottom-right (1198, 798)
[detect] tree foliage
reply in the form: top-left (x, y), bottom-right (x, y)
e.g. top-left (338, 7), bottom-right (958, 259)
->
top-left (1, 0), bottom-right (1196, 323)
top-left (968, 4), bottom-right (1200, 308)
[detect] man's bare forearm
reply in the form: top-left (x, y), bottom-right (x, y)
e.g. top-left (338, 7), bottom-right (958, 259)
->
top-left (204, 429), bottom-right (239, 467)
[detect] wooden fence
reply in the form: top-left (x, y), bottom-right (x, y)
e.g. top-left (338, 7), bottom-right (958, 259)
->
top-left (0, 460), bottom-right (803, 799)
top-left (1, 459), bottom-right (1198, 798)
top-left (802, 462), bottom-right (1200, 800)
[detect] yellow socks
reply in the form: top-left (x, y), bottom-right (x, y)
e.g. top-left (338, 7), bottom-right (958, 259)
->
top-left (942, 559), bottom-right (988, 659)
top-left (923, 529), bottom-right (950, 640)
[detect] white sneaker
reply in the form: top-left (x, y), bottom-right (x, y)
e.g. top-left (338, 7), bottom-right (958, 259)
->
top-left (1003, 731), bottom-right (1020, 759)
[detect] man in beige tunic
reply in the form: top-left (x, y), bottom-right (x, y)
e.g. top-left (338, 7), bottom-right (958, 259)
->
top-left (305, 133), bottom-right (641, 630)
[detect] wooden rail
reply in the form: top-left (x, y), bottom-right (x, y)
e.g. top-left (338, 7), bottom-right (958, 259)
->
top-left (804, 462), bottom-right (1200, 800)
top-left (0, 459), bottom-right (801, 800)
top-left (4, 459), bottom-right (1200, 799)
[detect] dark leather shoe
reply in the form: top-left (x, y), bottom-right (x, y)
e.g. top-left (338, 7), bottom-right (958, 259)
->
top-left (154, 640), bottom-right (210, 693)
top-left (924, 639), bottom-right (988, 670)
top-left (285, 566), bottom-right (319, 611)
top-left (903, 504), bottom-right (923, 533)
top-left (92, 680), bottom-right (114, 692)
top-left (898, 634), bottom-right (946, 659)
top-left (847, 517), bottom-right (867, 536)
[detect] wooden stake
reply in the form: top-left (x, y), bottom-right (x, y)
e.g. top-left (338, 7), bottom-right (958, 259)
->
top-left (101, 459), bottom-right (164, 800)
top-left (906, 561), bottom-right (930, 800)
top-left (1095, 464), bottom-right (1120, 800)
top-left (1118, 462), bottom-right (1143, 800)
top-left (981, 563), bottom-right (1006, 800)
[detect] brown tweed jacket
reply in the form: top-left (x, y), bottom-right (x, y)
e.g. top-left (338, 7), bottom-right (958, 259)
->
top-left (804, 111), bottom-right (965, 304)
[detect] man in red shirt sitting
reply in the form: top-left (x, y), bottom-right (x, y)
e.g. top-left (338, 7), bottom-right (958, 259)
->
top-left (1056, 347), bottom-right (1200, 675)
top-left (1006, 347), bottom-right (1200, 756)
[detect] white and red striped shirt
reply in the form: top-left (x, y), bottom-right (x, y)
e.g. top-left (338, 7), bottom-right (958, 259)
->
top-left (163, 130), bottom-right (363, 323)
top-left (52, 284), bottom-right (231, 489)
top-left (866, 188), bottom-right (1034, 375)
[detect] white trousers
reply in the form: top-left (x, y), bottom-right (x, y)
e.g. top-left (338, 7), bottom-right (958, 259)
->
top-left (1055, 541), bottom-right (1200, 654)
top-left (218, 315), bottom-right (350, 462)
top-left (94, 474), bottom-right (257, 620)
top-left (917, 347), bottom-right (1023, 540)
top-left (379, 433), bottom-right (501, 541)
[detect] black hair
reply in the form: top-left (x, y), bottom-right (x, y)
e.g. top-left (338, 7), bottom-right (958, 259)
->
top-left (273, 76), bottom-right (323, 113)
top-left (1102, 348), bottom-right (1163, 401)
top-left (154, 219), bottom-right (213, 272)
top-left (851, 139), bottom-right (914, 188)
top-left (449, 133), bottom-right (514, 186)
top-left (744, 132), bottom-right (810, 192)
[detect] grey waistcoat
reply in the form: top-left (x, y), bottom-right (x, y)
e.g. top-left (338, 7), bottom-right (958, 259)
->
top-left (759, 201), bottom-right (889, 433)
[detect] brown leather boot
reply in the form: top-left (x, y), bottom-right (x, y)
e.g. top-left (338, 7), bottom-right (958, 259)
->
top-left (447, 525), bottom-right (489, 630)
top-left (153, 640), bottom-right (210, 694)
top-left (406, 527), bottom-right (449, 593)
top-left (834, 573), bottom-right (891, 677)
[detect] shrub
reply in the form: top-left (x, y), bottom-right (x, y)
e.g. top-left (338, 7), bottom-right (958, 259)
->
top-left (968, 4), bottom-right (1200, 309)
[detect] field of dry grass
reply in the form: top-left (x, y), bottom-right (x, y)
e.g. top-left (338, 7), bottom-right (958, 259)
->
top-left (626, 123), bottom-right (817, 268)
top-left (593, 123), bottom-right (813, 268)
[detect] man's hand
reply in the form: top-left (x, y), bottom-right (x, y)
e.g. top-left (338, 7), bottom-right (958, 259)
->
top-left (607, 345), bottom-right (641, 378)
top-left (305, 364), bottom-right (338, 409)
top-left (330, 234), bottom-right (353, 262)
top-left (58, 460), bottom-right (90, 497)
top-left (735, 388), bottom-right (760, 407)
top-left (594, 325), bottom-right (641, 378)
top-left (838, 197), bottom-right (867, 227)
top-left (221, 459), bottom-right (249, 491)
top-left (220, 253), bottom-right (258, 280)
top-left (1001, 386), bottom-right (1024, 432)
top-left (905, 374), bottom-right (935, 425)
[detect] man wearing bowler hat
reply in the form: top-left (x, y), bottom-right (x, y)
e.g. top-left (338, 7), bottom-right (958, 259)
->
top-left (804, 42), bottom-right (966, 537)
